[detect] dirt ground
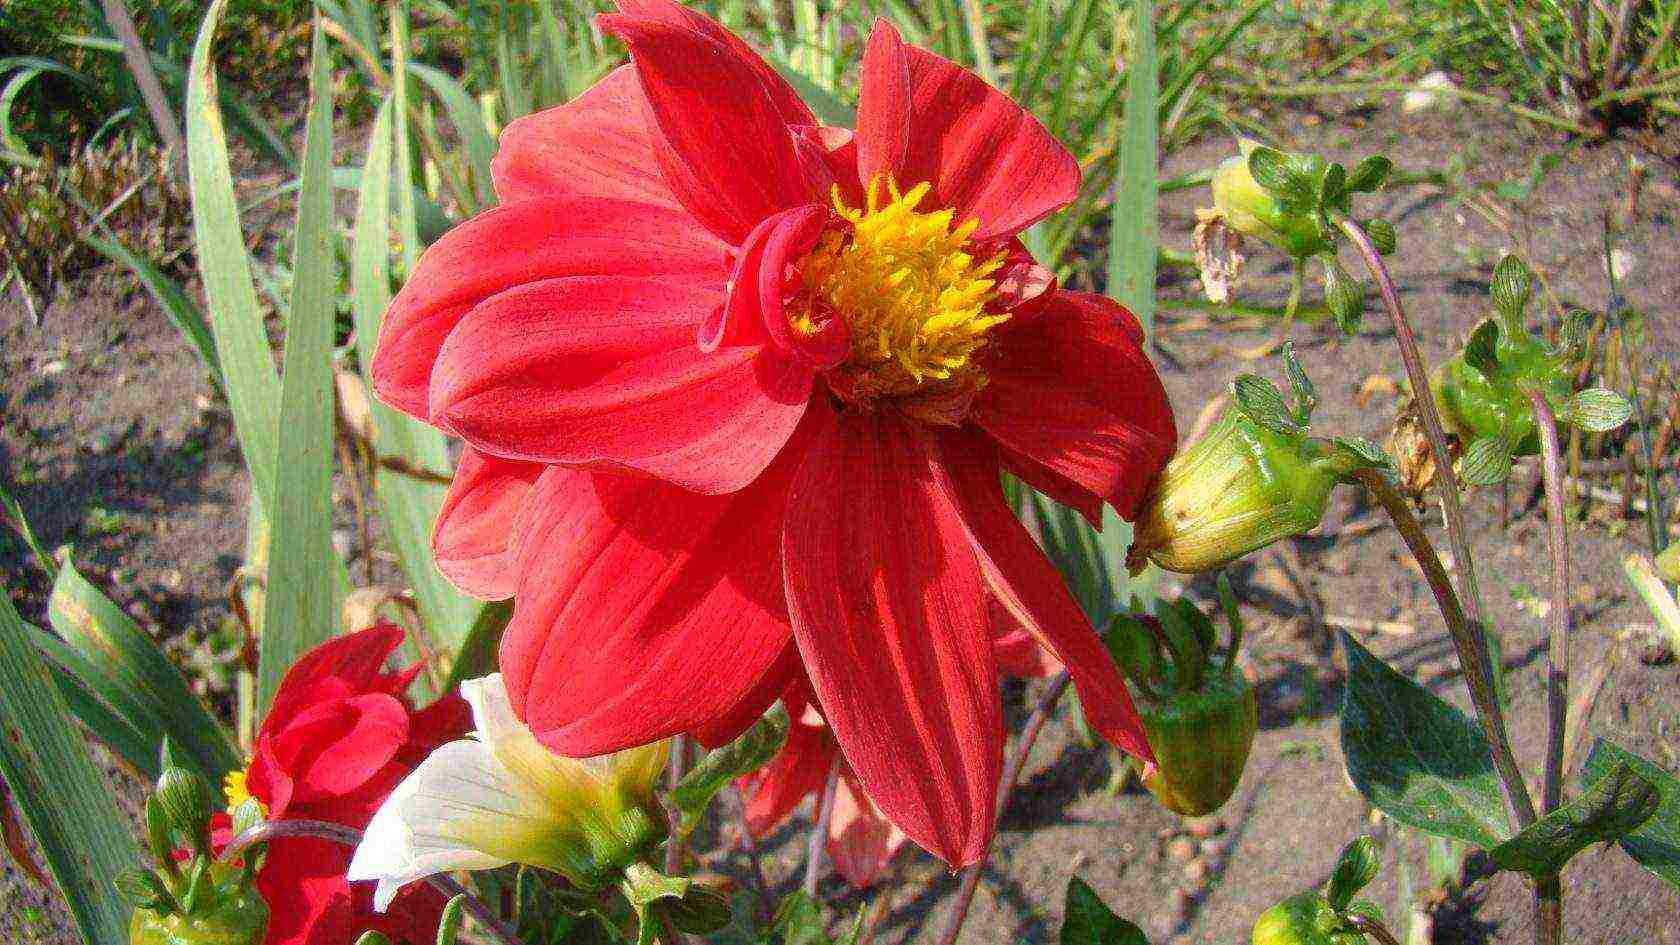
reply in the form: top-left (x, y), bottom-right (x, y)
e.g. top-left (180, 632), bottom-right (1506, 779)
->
top-left (2, 96), bottom-right (1678, 943)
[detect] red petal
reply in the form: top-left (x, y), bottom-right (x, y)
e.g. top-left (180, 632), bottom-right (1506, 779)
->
top-left (600, 12), bottom-right (824, 244)
top-left (690, 642), bottom-right (800, 748)
top-left (491, 65), bottom-right (680, 208)
top-left (782, 412), bottom-right (1002, 867)
top-left (499, 443), bottom-right (805, 755)
top-left (265, 694), bottom-right (412, 804)
top-left (991, 613), bottom-right (1063, 679)
top-left (257, 837), bottom-right (450, 945)
top-left (738, 708), bottom-right (832, 837)
top-left (431, 448), bottom-right (544, 600)
top-left (610, 1), bottom-right (814, 128)
top-left (703, 205), bottom-right (847, 369)
top-left (429, 275), bottom-right (810, 495)
top-left (854, 18), bottom-right (1078, 241)
top-left (938, 429), bottom-right (1155, 767)
top-left (828, 774), bottom-right (908, 888)
top-left (261, 625), bottom-right (407, 734)
top-left (974, 290), bottom-right (1177, 520)
top-left (370, 198), bottom-right (727, 420)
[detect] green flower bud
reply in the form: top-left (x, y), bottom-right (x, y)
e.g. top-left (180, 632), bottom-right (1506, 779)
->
top-left (1431, 320), bottom-right (1571, 459)
top-left (1129, 410), bottom-right (1356, 575)
top-left (1139, 672), bottom-right (1257, 816)
top-left (1210, 140), bottom-right (1334, 259)
top-left (1251, 892), bottom-right (1363, 945)
top-left (153, 766), bottom-right (217, 854)
top-left (128, 862), bottom-right (268, 945)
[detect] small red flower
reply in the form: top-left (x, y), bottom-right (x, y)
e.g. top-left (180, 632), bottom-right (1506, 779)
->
top-left (370, 0), bottom-right (1175, 867)
top-left (226, 624), bottom-right (470, 945)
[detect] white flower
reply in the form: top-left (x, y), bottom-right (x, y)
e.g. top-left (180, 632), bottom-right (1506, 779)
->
top-left (348, 674), bottom-right (669, 909)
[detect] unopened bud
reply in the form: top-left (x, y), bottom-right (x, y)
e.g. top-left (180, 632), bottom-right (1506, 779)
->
top-left (128, 861), bottom-right (269, 945)
top-left (1251, 892), bottom-right (1346, 945)
top-left (154, 766), bottom-right (216, 852)
top-left (1209, 141), bottom-right (1334, 259)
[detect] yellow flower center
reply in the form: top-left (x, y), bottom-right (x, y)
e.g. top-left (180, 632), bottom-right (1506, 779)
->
top-left (792, 175), bottom-right (1007, 424)
top-left (223, 768), bottom-right (268, 819)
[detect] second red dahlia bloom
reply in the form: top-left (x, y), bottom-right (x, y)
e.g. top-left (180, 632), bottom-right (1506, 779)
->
top-left (370, 0), bottom-right (1175, 867)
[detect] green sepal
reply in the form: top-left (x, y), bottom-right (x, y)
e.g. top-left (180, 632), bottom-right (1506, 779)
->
top-left (1459, 435), bottom-right (1513, 486)
top-left (1282, 341), bottom-right (1317, 425)
top-left (1490, 254), bottom-right (1533, 323)
top-left (670, 703), bottom-right (789, 837)
top-left (1361, 218), bottom-right (1396, 256)
top-left (1345, 155), bottom-right (1393, 193)
top-left (115, 867), bottom-right (177, 913)
top-left (436, 895), bottom-right (466, 945)
top-left (1322, 257), bottom-right (1364, 334)
top-left (1248, 146), bottom-right (1315, 209)
top-left (1232, 373), bottom-right (1301, 437)
top-left (1462, 319), bottom-right (1501, 377)
top-left (1061, 877), bottom-right (1148, 945)
top-left (1564, 388), bottom-right (1632, 433)
top-left (1326, 837), bottom-right (1380, 909)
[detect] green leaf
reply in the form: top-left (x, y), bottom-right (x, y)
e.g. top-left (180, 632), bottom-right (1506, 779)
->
top-left (1231, 373), bottom-right (1301, 437)
top-left (1339, 632), bottom-right (1514, 848)
top-left (1459, 435), bottom-right (1513, 486)
top-left (1345, 155), bottom-right (1393, 193)
top-left (1332, 437), bottom-right (1394, 473)
top-left (1106, 0), bottom-right (1157, 338)
top-left (1030, 490), bottom-right (1120, 625)
top-left (1247, 146), bottom-right (1312, 208)
top-left (406, 62), bottom-right (497, 212)
top-left (1282, 341), bottom-right (1317, 424)
top-left (80, 235), bottom-right (223, 391)
top-left (1361, 218), bottom-right (1396, 256)
top-left (1490, 255), bottom-right (1532, 320)
top-left (768, 891), bottom-right (831, 945)
top-left (1580, 740), bottom-right (1680, 889)
top-left (1060, 877), bottom-right (1149, 945)
top-left (1320, 162), bottom-right (1347, 206)
top-left (442, 602), bottom-right (514, 692)
top-left (1327, 837), bottom-right (1380, 909)
top-left (1566, 388), bottom-right (1633, 433)
top-left (1488, 759), bottom-right (1658, 876)
top-left (1463, 319), bottom-right (1501, 377)
top-left (257, 23), bottom-right (343, 714)
top-left (48, 555), bottom-right (239, 781)
top-left (1323, 257), bottom-right (1364, 334)
top-left (187, 0), bottom-right (283, 514)
top-left (351, 96), bottom-right (482, 661)
top-left (670, 704), bottom-right (790, 836)
top-left (0, 581), bottom-right (138, 944)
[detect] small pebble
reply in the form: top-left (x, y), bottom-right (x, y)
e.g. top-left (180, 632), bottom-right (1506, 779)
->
top-left (1166, 838), bottom-right (1198, 863)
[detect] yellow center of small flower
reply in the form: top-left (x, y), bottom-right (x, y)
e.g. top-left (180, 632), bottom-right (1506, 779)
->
top-left (792, 175), bottom-right (1007, 424)
top-left (223, 768), bottom-right (268, 819)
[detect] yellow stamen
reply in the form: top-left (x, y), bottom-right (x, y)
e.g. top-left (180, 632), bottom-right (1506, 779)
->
top-left (224, 768), bottom-right (268, 819)
top-left (791, 175), bottom-right (1007, 424)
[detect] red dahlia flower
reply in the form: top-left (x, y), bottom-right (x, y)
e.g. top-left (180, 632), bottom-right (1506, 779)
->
top-left (223, 624), bottom-right (471, 945)
top-left (369, 0), bottom-right (1175, 867)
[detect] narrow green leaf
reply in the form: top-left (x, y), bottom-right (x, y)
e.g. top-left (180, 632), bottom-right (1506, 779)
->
top-left (1231, 373), bottom-right (1300, 437)
top-left (1282, 341), bottom-right (1317, 423)
top-left (670, 704), bottom-right (789, 836)
top-left (1327, 836), bottom-right (1380, 909)
top-left (48, 556), bottom-right (239, 780)
top-left (351, 97), bottom-right (481, 661)
top-left (187, 0), bottom-right (282, 512)
top-left (1060, 877), bottom-right (1148, 945)
top-left (0, 582), bottom-right (138, 944)
top-left (80, 235), bottom-right (223, 390)
top-left (442, 602), bottom-right (514, 692)
top-left (258, 22), bottom-right (343, 713)
top-left (407, 62), bottom-right (496, 212)
top-left (1107, 0), bottom-right (1158, 336)
top-left (762, 52), bottom-right (854, 127)
top-left (1459, 435), bottom-right (1513, 486)
top-left (1489, 759), bottom-right (1658, 876)
top-left (1566, 388), bottom-right (1633, 433)
top-left (36, 633), bottom-right (159, 780)
top-left (391, 0), bottom-right (420, 274)
top-left (1339, 632), bottom-right (1514, 848)
top-left (1580, 740), bottom-right (1680, 889)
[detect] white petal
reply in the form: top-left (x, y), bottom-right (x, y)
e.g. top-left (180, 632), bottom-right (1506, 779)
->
top-left (349, 738), bottom-right (548, 910)
top-left (462, 674), bottom-right (637, 803)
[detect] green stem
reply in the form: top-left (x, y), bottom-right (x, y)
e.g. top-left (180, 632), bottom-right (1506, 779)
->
top-left (1525, 389), bottom-right (1569, 945)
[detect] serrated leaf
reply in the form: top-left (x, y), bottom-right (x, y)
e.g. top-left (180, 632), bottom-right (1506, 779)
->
top-left (1346, 155), bottom-right (1394, 193)
top-left (1061, 877), bottom-right (1149, 945)
top-left (1566, 388), bottom-right (1632, 433)
top-left (1488, 760), bottom-right (1658, 876)
top-left (1362, 218), bottom-right (1396, 256)
top-left (1459, 435), bottom-right (1513, 486)
top-left (1580, 740), bottom-right (1680, 889)
top-left (1231, 374), bottom-right (1300, 437)
top-left (1327, 837), bottom-right (1380, 908)
top-left (1282, 342), bottom-right (1317, 424)
top-left (1248, 146), bottom-right (1313, 207)
top-left (1339, 632), bottom-right (1513, 848)
top-left (1333, 437), bottom-right (1394, 471)
top-left (1490, 255), bottom-right (1532, 319)
top-left (1323, 258), bottom-right (1364, 334)
top-left (1463, 319), bottom-right (1502, 376)
top-left (670, 704), bottom-right (789, 835)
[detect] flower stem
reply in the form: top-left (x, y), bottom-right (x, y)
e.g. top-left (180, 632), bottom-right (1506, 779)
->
top-left (223, 819), bottom-right (520, 945)
top-left (803, 755), bottom-right (843, 897)
top-left (1344, 912), bottom-right (1404, 945)
top-left (1526, 389), bottom-right (1571, 945)
top-left (936, 671), bottom-right (1072, 945)
top-left (732, 785), bottom-right (775, 924)
top-left (665, 735), bottom-right (687, 874)
top-left (1352, 470), bottom-right (1537, 833)
top-left (1338, 216), bottom-right (1538, 833)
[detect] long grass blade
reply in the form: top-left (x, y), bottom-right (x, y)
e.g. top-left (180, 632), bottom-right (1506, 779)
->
top-left (80, 234), bottom-right (223, 389)
top-left (408, 62), bottom-right (498, 211)
top-left (256, 20), bottom-right (343, 713)
top-left (0, 584), bottom-right (138, 945)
